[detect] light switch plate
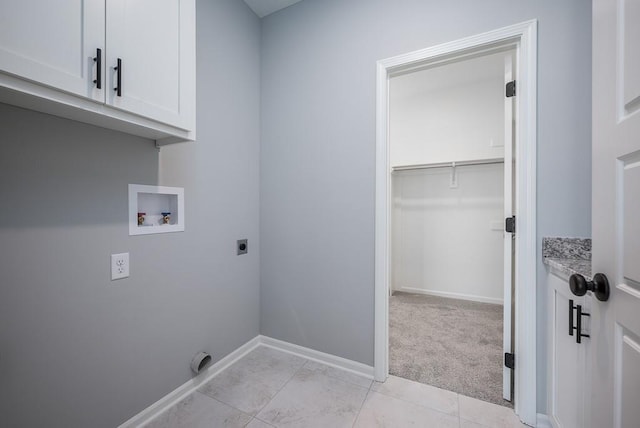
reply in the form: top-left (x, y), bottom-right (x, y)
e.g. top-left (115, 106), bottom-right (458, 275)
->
top-left (111, 253), bottom-right (130, 280)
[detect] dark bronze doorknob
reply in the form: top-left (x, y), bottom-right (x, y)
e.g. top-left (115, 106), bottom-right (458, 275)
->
top-left (569, 273), bottom-right (610, 302)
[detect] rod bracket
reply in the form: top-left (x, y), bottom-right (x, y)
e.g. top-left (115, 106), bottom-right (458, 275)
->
top-left (449, 162), bottom-right (458, 188)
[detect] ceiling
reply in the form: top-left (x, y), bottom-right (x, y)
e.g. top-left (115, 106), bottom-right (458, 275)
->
top-left (243, 0), bottom-right (304, 18)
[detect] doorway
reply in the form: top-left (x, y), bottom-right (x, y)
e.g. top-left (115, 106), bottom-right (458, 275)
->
top-left (374, 20), bottom-right (538, 426)
top-left (388, 48), bottom-right (515, 407)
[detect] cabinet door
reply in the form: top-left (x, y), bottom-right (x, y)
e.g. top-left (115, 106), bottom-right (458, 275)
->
top-left (549, 273), bottom-right (587, 428)
top-left (0, 0), bottom-right (104, 101)
top-left (106, 0), bottom-right (195, 130)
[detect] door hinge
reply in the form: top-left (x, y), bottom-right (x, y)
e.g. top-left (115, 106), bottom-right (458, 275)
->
top-left (506, 80), bottom-right (516, 97)
top-left (505, 216), bottom-right (516, 234)
top-left (505, 352), bottom-right (515, 370)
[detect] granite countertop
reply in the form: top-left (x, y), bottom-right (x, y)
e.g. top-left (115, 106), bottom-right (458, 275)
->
top-left (542, 237), bottom-right (592, 281)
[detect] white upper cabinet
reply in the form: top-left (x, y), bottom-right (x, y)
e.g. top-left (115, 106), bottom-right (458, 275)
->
top-left (0, 0), bottom-right (195, 145)
top-left (0, 0), bottom-right (104, 101)
top-left (106, 0), bottom-right (195, 130)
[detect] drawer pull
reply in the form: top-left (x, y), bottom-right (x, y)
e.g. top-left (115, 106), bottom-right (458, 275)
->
top-left (114, 58), bottom-right (122, 97)
top-left (569, 299), bottom-right (575, 336)
top-left (93, 48), bottom-right (102, 89)
top-left (575, 304), bottom-right (590, 344)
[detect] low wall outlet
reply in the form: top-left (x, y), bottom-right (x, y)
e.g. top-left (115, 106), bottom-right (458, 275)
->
top-left (111, 253), bottom-right (130, 280)
top-left (237, 239), bottom-right (248, 255)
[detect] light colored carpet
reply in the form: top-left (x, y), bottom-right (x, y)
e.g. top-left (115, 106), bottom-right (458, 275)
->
top-left (389, 292), bottom-right (512, 407)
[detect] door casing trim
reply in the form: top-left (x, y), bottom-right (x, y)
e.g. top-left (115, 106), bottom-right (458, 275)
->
top-left (374, 19), bottom-right (538, 426)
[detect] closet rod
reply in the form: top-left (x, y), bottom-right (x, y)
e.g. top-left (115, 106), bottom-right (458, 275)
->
top-left (392, 157), bottom-right (504, 172)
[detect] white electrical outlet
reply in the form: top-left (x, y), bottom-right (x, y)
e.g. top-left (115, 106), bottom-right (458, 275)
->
top-left (111, 253), bottom-right (130, 280)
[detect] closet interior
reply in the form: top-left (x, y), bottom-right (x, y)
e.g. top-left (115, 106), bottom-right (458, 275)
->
top-left (388, 49), bottom-right (515, 407)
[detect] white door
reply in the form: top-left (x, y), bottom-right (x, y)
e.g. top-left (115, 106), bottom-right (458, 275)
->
top-left (0, 0), bottom-right (104, 101)
top-left (106, 0), bottom-right (195, 129)
top-left (502, 53), bottom-right (515, 402)
top-left (591, 0), bottom-right (640, 427)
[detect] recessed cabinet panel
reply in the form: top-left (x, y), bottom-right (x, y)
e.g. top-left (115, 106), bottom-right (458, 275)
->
top-left (548, 272), bottom-right (588, 428)
top-left (552, 287), bottom-right (583, 428)
top-left (107, 0), bottom-right (195, 130)
top-left (0, 0), bottom-right (104, 101)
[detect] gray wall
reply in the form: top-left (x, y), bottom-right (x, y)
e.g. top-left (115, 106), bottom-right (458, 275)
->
top-left (0, 0), bottom-right (592, 423)
top-left (0, 0), bottom-right (260, 426)
top-left (259, 0), bottom-right (592, 413)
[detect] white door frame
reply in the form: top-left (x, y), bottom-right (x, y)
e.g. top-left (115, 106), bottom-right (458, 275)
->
top-left (374, 20), bottom-right (538, 426)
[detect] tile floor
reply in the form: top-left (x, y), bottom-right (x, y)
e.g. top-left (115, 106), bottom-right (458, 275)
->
top-left (145, 346), bottom-right (527, 428)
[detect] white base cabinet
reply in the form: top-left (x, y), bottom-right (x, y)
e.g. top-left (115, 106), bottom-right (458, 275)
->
top-left (0, 0), bottom-right (195, 145)
top-left (547, 270), bottom-right (591, 428)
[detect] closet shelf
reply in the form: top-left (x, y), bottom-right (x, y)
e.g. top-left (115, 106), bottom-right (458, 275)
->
top-left (392, 157), bottom-right (504, 172)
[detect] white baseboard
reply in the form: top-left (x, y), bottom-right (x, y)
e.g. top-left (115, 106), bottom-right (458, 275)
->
top-left (118, 336), bottom-right (261, 428)
top-left (118, 335), bottom-right (374, 427)
top-left (396, 287), bottom-right (503, 305)
top-left (536, 413), bottom-right (552, 428)
top-left (258, 335), bottom-right (374, 380)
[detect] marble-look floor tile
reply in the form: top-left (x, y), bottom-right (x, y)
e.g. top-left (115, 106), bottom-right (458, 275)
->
top-left (460, 419), bottom-right (495, 428)
top-left (144, 391), bottom-right (252, 428)
top-left (354, 390), bottom-right (459, 428)
top-left (459, 394), bottom-right (526, 427)
top-left (246, 418), bottom-right (275, 428)
top-left (198, 347), bottom-right (306, 415)
top-left (256, 365), bottom-right (369, 427)
top-left (371, 375), bottom-right (459, 416)
top-left (302, 360), bottom-right (373, 389)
